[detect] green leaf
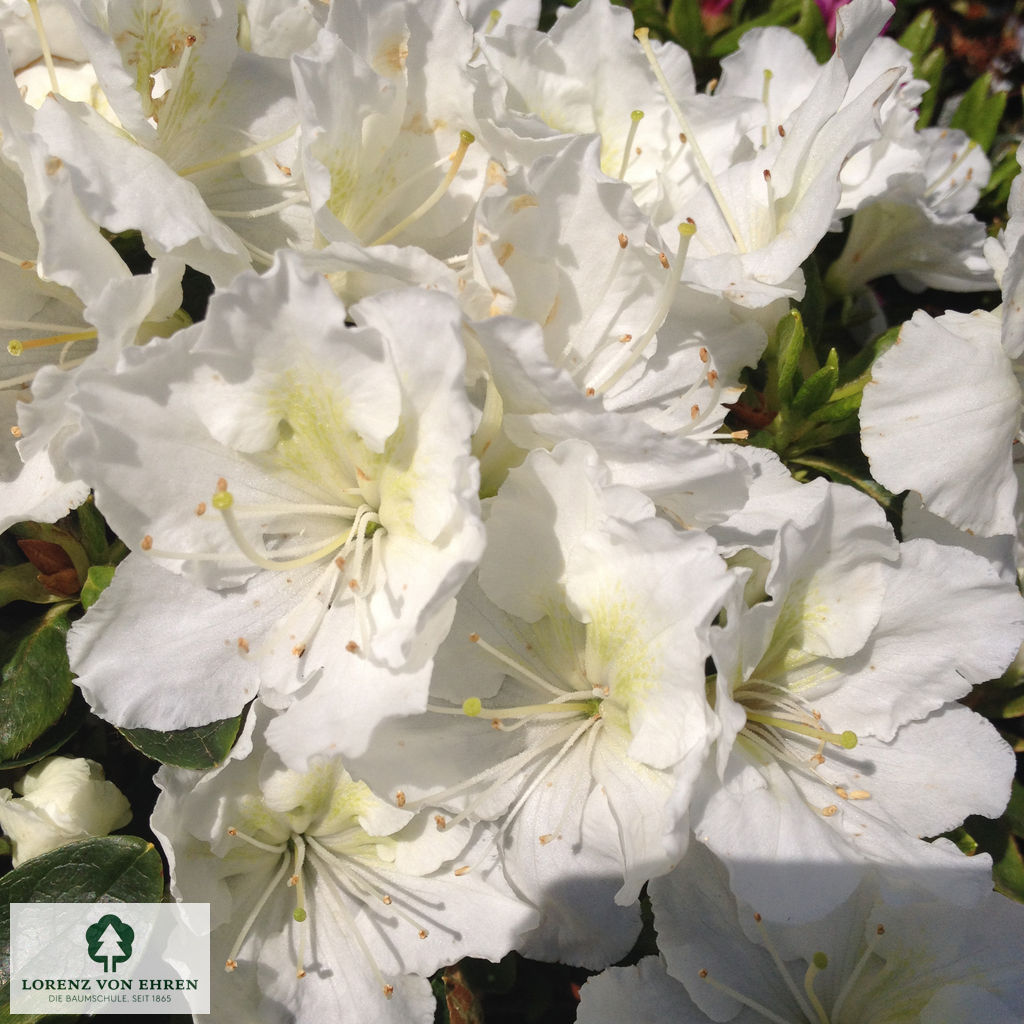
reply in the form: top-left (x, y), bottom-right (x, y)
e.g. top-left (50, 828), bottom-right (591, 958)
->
top-left (897, 10), bottom-right (936, 67)
top-left (0, 836), bottom-right (164, 1023)
top-left (119, 714), bottom-right (243, 769)
top-left (950, 73), bottom-right (1007, 153)
top-left (80, 565), bottom-right (116, 611)
top-left (1006, 780), bottom-right (1024, 838)
top-left (0, 564), bottom-right (63, 609)
top-left (0, 692), bottom-right (90, 771)
top-left (0, 612), bottom-right (74, 762)
top-left (960, 815), bottom-right (1024, 904)
top-left (790, 347), bottom-right (838, 418)
top-left (775, 310), bottom-right (805, 408)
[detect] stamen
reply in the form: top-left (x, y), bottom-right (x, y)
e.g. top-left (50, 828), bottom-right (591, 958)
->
top-left (224, 854), bottom-right (290, 971)
top-left (696, 968), bottom-right (794, 1024)
top-left (208, 192), bottom-right (307, 220)
top-left (831, 924), bottom-right (884, 1022)
top-left (555, 233), bottom-right (630, 371)
top-left (26, 0), bottom-right (59, 95)
top-left (370, 131), bottom-right (476, 246)
top-left (617, 110), bottom-right (644, 179)
top-left (226, 826), bottom-right (288, 855)
top-left (0, 252), bottom-right (36, 270)
top-left (586, 220), bottom-right (694, 395)
top-left (924, 141), bottom-right (979, 199)
top-left (303, 840), bottom-right (396, 998)
top-left (177, 124), bottom-right (300, 177)
top-left (751, 912), bottom-right (820, 1022)
top-left (763, 169), bottom-right (777, 236)
top-left (635, 28), bottom-right (747, 251)
top-left (468, 632), bottom-right (567, 697)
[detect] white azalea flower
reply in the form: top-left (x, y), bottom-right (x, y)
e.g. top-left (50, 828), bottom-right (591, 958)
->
top-left (638, 842), bottom-right (1024, 1024)
top-left (0, 756), bottom-right (131, 866)
top-left (32, 0), bottom-right (309, 283)
top-left (350, 441), bottom-right (733, 966)
top-left (65, 252), bottom-right (484, 741)
top-left (693, 480), bottom-right (1023, 921)
top-left (153, 704), bottom-right (535, 1024)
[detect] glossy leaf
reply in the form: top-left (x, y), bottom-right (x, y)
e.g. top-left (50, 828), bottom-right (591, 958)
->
top-left (0, 612), bottom-right (74, 762)
top-left (119, 714), bottom-right (243, 769)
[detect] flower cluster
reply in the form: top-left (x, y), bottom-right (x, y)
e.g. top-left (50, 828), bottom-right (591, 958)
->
top-left (2, 0), bottom-right (1024, 1020)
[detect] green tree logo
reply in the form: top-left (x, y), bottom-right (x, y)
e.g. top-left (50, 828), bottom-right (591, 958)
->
top-left (85, 914), bottom-right (135, 973)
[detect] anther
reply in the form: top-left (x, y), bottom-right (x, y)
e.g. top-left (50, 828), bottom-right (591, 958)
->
top-left (417, 929), bottom-right (428, 939)
top-left (707, 369), bottom-right (719, 385)
top-left (848, 789), bottom-right (870, 799)
top-left (382, 895), bottom-right (392, 905)
top-left (11, 425), bottom-right (22, 438)
top-left (821, 805), bottom-right (838, 817)
top-left (141, 535), bottom-right (153, 551)
top-left (778, 125), bottom-right (786, 137)
top-left (691, 404), bottom-right (700, 420)
top-left (618, 333), bottom-right (632, 344)
top-left (454, 865), bottom-right (470, 876)
top-left (237, 637), bottom-right (250, 653)
top-left (195, 502), bottom-right (206, 516)
top-left (699, 347), bottom-right (709, 362)
top-left (434, 815), bottom-right (447, 831)
top-left (658, 251), bottom-right (670, 269)
top-left (292, 644), bottom-right (306, 657)
top-left (346, 641), bottom-right (360, 653)
top-left (383, 985), bottom-right (394, 998)
top-left (618, 233), bottom-right (628, 249)
top-left (395, 791), bottom-right (406, 807)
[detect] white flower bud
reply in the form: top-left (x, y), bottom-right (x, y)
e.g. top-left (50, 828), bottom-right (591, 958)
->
top-left (0, 756), bottom-right (132, 866)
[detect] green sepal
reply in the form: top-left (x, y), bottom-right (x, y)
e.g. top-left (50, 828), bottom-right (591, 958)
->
top-left (0, 836), bottom-right (164, 1023)
top-left (119, 714), bottom-right (243, 769)
top-left (950, 73), bottom-right (1007, 153)
top-left (790, 347), bottom-right (839, 418)
top-left (73, 498), bottom-right (110, 567)
top-left (774, 310), bottom-right (805, 409)
top-left (0, 610), bottom-right (74, 762)
top-left (80, 566), bottom-right (116, 612)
